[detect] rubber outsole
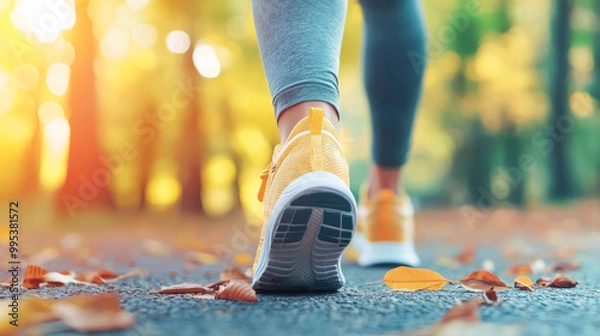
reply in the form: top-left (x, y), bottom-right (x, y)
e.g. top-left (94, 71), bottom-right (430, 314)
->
top-left (252, 172), bottom-right (357, 293)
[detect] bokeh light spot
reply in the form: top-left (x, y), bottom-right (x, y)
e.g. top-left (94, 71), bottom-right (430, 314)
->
top-left (193, 43), bottom-right (221, 78)
top-left (46, 62), bottom-right (70, 96)
top-left (38, 101), bottom-right (65, 124)
top-left (131, 23), bottom-right (157, 48)
top-left (166, 30), bottom-right (190, 54)
top-left (146, 175), bottom-right (182, 207)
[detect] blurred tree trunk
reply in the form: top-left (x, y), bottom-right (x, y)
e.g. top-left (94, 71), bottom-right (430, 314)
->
top-left (504, 122), bottom-right (525, 205)
top-left (56, 2), bottom-right (113, 215)
top-left (179, 9), bottom-right (204, 213)
top-left (548, 0), bottom-right (574, 200)
top-left (466, 120), bottom-right (494, 205)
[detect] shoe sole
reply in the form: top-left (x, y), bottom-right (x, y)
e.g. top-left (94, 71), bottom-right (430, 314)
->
top-left (352, 232), bottom-right (420, 267)
top-left (252, 172), bottom-right (357, 293)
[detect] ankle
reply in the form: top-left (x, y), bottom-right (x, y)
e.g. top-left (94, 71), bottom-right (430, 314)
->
top-left (367, 164), bottom-right (402, 199)
top-left (277, 101), bottom-right (339, 143)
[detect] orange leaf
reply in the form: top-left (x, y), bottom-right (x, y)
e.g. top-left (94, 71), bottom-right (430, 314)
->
top-left (23, 265), bottom-right (49, 289)
top-left (483, 287), bottom-right (499, 305)
top-left (550, 274), bottom-right (578, 288)
top-left (158, 282), bottom-right (212, 294)
top-left (233, 253), bottom-right (254, 267)
top-left (214, 280), bottom-right (258, 303)
top-left (505, 264), bottom-right (533, 276)
top-left (220, 267), bottom-right (252, 283)
top-left (52, 294), bottom-right (135, 332)
top-left (514, 275), bottom-right (534, 291)
top-left (459, 270), bottom-right (511, 291)
top-left (383, 266), bottom-right (449, 291)
top-left (75, 269), bottom-right (119, 284)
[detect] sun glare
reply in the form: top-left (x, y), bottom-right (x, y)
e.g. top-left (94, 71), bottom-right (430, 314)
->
top-left (40, 117), bottom-right (70, 190)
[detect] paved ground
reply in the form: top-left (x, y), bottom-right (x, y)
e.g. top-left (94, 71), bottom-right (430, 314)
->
top-left (2, 202), bottom-right (599, 335)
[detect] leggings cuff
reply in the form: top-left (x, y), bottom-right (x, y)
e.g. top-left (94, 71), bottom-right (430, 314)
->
top-left (273, 82), bottom-right (340, 120)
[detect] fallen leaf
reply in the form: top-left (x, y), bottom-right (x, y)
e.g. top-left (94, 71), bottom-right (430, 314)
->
top-left (158, 282), bottom-right (212, 294)
top-left (505, 264), bottom-right (533, 276)
top-left (0, 297), bottom-right (56, 335)
top-left (455, 245), bottom-right (475, 264)
top-left (52, 294), bottom-right (135, 332)
top-left (459, 270), bottom-right (511, 291)
top-left (534, 276), bottom-right (553, 288)
top-left (214, 280), bottom-right (258, 303)
top-left (514, 275), bottom-right (534, 291)
top-left (23, 264), bottom-right (49, 289)
top-left (43, 272), bottom-right (86, 287)
top-left (550, 274), bottom-right (578, 288)
top-left (552, 261), bottom-right (580, 272)
top-left (383, 267), bottom-right (450, 291)
top-left (233, 253), bottom-right (254, 267)
top-left (206, 280), bottom-right (231, 291)
top-left (220, 267), bottom-right (252, 283)
top-left (101, 268), bottom-right (147, 284)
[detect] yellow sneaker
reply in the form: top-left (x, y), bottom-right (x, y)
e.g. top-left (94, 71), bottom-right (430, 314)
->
top-left (252, 107), bottom-right (357, 292)
top-left (351, 186), bottom-right (420, 266)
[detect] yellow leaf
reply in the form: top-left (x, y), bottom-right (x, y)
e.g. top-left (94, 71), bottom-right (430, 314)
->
top-left (383, 266), bottom-right (449, 291)
top-left (514, 275), bottom-right (533, 287)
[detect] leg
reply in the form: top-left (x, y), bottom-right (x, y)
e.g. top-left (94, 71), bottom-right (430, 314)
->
top-left (251, 0), bottom-right (356, 292)
top-left (252, 0), bottom-right (347, 143)
top-left (359, 0), bottom-right (427, 198)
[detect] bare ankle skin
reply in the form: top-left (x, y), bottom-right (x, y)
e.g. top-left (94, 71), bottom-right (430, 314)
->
top-left (277, 101), bottom-right (339, 144)
top-left (367, 164), bottom-right (402, 199)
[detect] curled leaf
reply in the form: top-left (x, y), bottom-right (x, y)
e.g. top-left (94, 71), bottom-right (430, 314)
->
top-left (514, 275), bottom-right (534, 291)
top-left (158, 282), bottom-right (212, 294)
top-left (220, 267), bottom-right (252, 283)
top-left (383, 267), bottom-right (449, 291)
top-left (214, 280), bottom-right (258, 303)
top-left (459, 270), bottom-right (510, 291)
top-left (23, 264), bottom-right (49, 289)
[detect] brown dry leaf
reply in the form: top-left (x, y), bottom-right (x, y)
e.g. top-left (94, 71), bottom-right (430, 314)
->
top-left (552, 261), bottom-right (580, 272)
top-left (455, 245), bottom-right (475, 264)
top-left (505, 264), bottom-right (533, 276)
top-left (158, 282), bottom-right (213, 294)
top-left (459, 270), bottom-right (511, 291)
top-left (214, 280), bottom-right (258, 303)
top-left (440, 299), bottom-right (481, 324)
top-left (207, 279), bottom-right (231, 291)
top-left (383, 266), bottom-right (449, 291)
top-left (534, 276), bottom-right (553, 288)
top-left (514, 275), bottom-right (535, 291)
top-left (220, 267), bottom-right (252, 283)
top-left (233, 253), bottom-right (254, 267)
top-left (52, 293), bottom-right (135, 332)
top-left (23, 264), bottom-right (49, 289)
top-left (550, 274), bottom-right (578, 288)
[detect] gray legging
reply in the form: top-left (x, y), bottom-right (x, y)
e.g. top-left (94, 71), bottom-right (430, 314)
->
top-left (252, 0), bottom-right (427, 167)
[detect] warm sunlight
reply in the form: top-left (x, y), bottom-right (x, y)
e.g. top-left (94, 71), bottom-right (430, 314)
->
top-left (40, 116), bottom-right (70, 190)
top-left (193, 43), bottom-right (221, 78)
